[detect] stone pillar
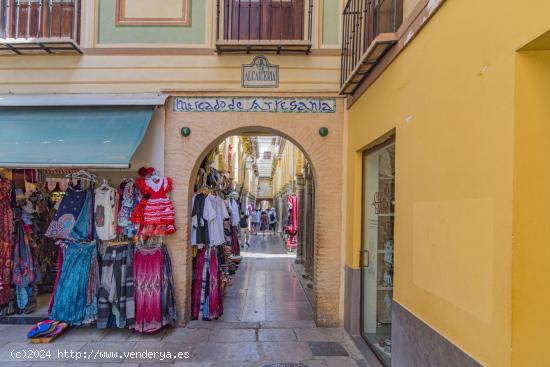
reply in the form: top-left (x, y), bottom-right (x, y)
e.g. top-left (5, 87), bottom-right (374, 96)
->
top-left (295, 175), bottom-right (305, 264)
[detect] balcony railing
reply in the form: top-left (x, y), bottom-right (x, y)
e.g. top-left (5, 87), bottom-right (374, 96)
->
top-left (216, 0), bottom-right (313, 54)
top-left (340, 0), bottom-right (402, 94)
top-left (0, 0), bottom-right (81, 55)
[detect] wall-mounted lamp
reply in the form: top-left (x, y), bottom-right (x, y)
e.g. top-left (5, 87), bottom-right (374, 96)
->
top-left (180, 127), bottom-right (191, 137)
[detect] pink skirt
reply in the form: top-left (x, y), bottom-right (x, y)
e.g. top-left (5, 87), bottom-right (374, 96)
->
top-left (132, 247), bottom-right (163, 333)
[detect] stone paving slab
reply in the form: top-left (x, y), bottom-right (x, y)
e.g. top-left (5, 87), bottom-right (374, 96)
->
top-left (193, 342), bottom-right (261, 362)
top-left (323, 356), bottom-right (364, 367)
top-left (127, 330), bottom-right (167, 341)
top-left (54, 327), bottom-right (108, 343)
top-left (294, 328), bottom-right (347, 342)
top-left (259, 341), bottom-right (314, 361)
top-left (163, 328), bottom-right (211, 343)
top-left (187, 321), bottom-right (261, 330)
top-left (260, 321), bottom-right (316, 329)
top-left (209, 328), bottom-right (257, 343)
top-left (258, 329), bottom-right (297, 342)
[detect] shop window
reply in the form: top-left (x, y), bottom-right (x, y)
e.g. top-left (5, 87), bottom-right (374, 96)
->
top-left (361, 139), bottom-right (395, 366)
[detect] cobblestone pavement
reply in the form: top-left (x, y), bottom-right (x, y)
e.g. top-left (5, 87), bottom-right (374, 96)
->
top-left (0, 234), bottom-right (369, 367)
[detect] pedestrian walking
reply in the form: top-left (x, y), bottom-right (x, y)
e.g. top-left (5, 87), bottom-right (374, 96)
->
top-left (252, 209), bottom-right (261, 235)
top-left (260, 210), bottom-right (268, 237)
top-left (239, 212), bottom-right (250, 248)
top-left (268, 208), bottom-right (277, 235)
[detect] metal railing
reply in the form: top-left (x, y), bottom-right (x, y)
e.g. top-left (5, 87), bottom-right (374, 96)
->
top-left (0, 0), bottom-right (81, 42)
top-left (217, 0), bottom-right (313, 43)
top-left (340, 0), bottom-right (402, 88)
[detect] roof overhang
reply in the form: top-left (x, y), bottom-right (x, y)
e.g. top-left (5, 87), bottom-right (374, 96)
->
top-left (0, 93), bottom-right (169, 107)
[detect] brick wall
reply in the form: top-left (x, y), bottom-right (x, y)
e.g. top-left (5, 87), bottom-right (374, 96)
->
top-left (164, 95), bottom-right (344, 326)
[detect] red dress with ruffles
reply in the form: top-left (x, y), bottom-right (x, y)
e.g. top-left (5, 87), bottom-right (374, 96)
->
top-left (131, 177), bottom-right (176, 236)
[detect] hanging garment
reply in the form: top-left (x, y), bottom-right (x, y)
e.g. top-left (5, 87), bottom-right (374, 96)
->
top-left (132, 247), bottom-right (163, 333)
top-left (12, 220), bottom-right (35, 310)
top-left (70, 188), bottom-right (95, 241)
top-left (118, 180), bottom-right (140, 237)
top-left (191, 246), bottom-right (223, 321)
top-left (285, 194), bottom-right (299, 249)
top-left (45, 185), bottom-right (87, 240)
top-left (0, 178), bottom-right (13, 305)
top-left (97, 244), bottom-right (135, 329)
top-left (206, 195), bottom-right (229, 247)
top-left (50, 241), bottom-right (98, 325)
top-left (191, 193), bottom-right (212, 247)
top-left (133, 177), bottom-right (176, 236)
top-left (94, 185), bottom-right (116, 241)
top-left (230, 226), bottom-right (240, 256)
top-left (48, 246), bottom-right (64, 314)
top-left (228, 198), bottom-right (240, 227)
top-left (161, 245), bottom-right (176, 327)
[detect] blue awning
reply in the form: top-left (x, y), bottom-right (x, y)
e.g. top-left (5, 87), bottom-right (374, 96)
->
top-left (0, 106), bottom-right (154, 168)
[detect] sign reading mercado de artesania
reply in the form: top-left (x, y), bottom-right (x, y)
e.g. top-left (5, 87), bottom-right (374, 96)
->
top-left (173, 97), bottom-right (336, 114)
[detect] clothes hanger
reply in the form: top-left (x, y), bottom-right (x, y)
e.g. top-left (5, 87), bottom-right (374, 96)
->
top-left (98, 179), bottom-right (111, 191)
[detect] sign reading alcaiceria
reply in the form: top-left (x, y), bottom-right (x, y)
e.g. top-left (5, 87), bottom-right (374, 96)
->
top-left (241, 55), bottom-right (279, 88)
top-left (173, 97), bottom-right (336, 114)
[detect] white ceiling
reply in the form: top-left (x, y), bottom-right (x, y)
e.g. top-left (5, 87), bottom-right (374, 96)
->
top-left (253, 136), bottom-right (277, 178)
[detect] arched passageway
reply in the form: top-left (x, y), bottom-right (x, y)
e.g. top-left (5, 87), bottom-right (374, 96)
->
top-left (163, 97), bottom-right (344, 327)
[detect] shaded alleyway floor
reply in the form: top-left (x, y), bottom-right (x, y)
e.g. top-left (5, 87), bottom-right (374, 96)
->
top-left (0, 234), bottom-right (369, 367)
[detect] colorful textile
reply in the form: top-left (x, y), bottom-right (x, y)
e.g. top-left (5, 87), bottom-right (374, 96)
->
top-left (191, 193), bottom-right (211, 246)
top-left (0, 178), bottom-right (13, 305)
top-left (132, 247), bottom-right (163, 333)
top-left (231, 226), bottom-right (240, 256)
top-left (45, 185), bottom-right (87, 240)
top-left (192, 246), bottom-right (223, 321)
top-left (97, 244), bottom-right (135, 329)
top-left (285, 194), bottom-right (299, 249)
top-left (94, 185), bottom-right (116, 241)
top-left (118, 180), bottom-right (140, 237)
top-left (133, 177), bottom-right (176, 236)
top-left (161, 245), bottom-right (176, 327)
top-left (48, 247), bottom-right (63, 314)
top-left (13, 221), bottom-right (35, 309)
top-left (50, 242), bottom-right (97, 325)
top-left (70, 189), bottom-right (94, 241)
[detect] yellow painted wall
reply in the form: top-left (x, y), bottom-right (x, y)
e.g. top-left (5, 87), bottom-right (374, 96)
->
top-left (272, 140), bottom-right (305, 197)
top-left (513, 51), bottom-right (550, 367)
top-left (345, 0), bottom-right (550, 366)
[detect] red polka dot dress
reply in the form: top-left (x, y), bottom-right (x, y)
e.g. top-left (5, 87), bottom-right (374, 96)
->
top-left (133, 177), bottom-right (176, 236)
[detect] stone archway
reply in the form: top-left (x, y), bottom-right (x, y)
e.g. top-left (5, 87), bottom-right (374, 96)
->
top-left (163, 96), bottom-right (344, 327)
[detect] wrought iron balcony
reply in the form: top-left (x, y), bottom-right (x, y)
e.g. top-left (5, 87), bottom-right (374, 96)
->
top-left (216, 0), bottom-right (313, 54)
top-left (0, 0), bottom-right (81, 55)
top-left (340, 0), bottom-right (402, 94)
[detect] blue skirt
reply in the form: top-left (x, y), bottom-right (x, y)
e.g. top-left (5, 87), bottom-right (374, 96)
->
top-left (50, 242), bottom-right (96, 325)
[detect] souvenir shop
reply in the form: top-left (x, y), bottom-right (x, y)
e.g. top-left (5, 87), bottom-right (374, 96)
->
top-left (0, 98), bottom-right (178, 338)
top-left (190, 155), bottom-right (244, 321)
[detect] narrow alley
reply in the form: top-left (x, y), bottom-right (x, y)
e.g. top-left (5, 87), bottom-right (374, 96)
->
top-left (0, 233), bottom-right (370, 367)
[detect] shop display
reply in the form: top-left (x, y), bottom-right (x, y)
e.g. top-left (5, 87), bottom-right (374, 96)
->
top-left (133, 171), bottom-right (176, 236)
top-left (0, 167), bottom-right (177, 335)
top-left (284, 194), bottom-right (299, 250)
top-left (191, 161), bottom-right (242, 321)
top-left (132, 245), bottom-right (176, 333)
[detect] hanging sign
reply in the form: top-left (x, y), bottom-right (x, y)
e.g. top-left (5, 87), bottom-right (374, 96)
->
top-left (173, 97), bottom-right (336, 113)
top-left (241, 55), bottom-right (279, 88)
